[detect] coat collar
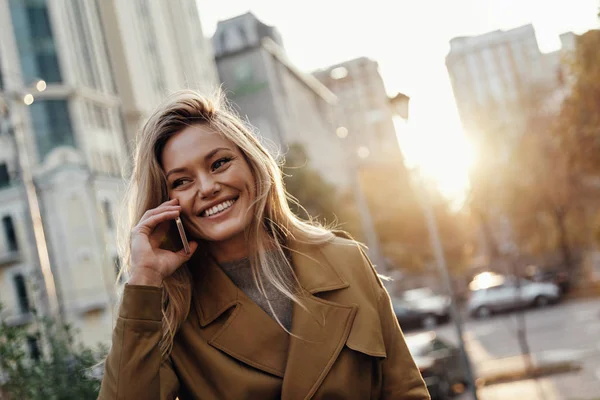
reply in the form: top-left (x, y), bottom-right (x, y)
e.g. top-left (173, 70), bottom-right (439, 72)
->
top-left (192, 236), bottom-right (350, 326)
top-left (190, 236), bottom-right (358, 399)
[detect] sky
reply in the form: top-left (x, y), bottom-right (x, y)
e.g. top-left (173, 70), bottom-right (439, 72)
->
top-left (197, 0), bottom-right (599, 199)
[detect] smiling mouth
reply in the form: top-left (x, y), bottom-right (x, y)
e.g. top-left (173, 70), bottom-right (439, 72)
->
top-left (200, 197), bottom-right (239, 218)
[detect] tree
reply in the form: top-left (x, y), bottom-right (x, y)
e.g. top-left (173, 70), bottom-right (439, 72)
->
top-left (558, 30), bottom-right (600, 176)
top-left (359, 162), bottom-right (471, 275)
top-left (283, 143), bottom-right (361, 234)
top-left (467, 77), bottom-right (594, 272)
top-left (0, 305), bottom-right (106, 399)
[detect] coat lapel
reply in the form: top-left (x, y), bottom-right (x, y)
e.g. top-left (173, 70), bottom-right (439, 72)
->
top-left (281, 239), bottom-right (358, 400)
top-left (191, 236), bottom-right (358, 398)
top-left (192, 260), bottom-right (290, 377)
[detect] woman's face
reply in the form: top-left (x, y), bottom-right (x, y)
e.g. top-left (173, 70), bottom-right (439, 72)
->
top-left (161, 124), bottom-right (256, 246)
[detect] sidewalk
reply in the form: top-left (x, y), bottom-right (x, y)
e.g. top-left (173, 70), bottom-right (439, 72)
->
top-left (461, 332), bottom-right (592, 399)
top-left (458, 378), bottom-right (561, 400)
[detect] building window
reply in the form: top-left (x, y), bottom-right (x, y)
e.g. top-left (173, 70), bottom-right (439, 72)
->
top-left (0, 55), bottom-right (4, 91)
top-left (90, 103), bottom-right (111, 130)
top-left (0, 163), bottom-right (10, 188)
top-left (29, 100), bottom-right (75, 160)
top-left (102, 199), bottom-right (114, 229)
top-left (13, 273), bottom-right (29, 313)
top-left (27, 336), bottom-right (40, 360)
top-left (3, 215), bottom-right (18, 252)
top-left (9, 0), bottom-right (62, 84)
top-left (234, 63), bottom-right (254, 86)
top-left (70, 0), bottom-right (101, 89)
top-left (136, 0), bottom-right (166, 95)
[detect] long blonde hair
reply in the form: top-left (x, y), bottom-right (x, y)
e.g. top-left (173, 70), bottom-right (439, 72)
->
top-left (119, 89), bottom-right (335, 356)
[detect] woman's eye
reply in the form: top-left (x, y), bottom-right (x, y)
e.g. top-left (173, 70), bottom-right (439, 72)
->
top-left (172, 178), bottom-right (189, 188)
top-left (211, 157), bottom-right (232, 171)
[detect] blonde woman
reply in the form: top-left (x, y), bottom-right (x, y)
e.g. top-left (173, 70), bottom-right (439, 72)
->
top-left (98, 90), bottom-right (429, 400)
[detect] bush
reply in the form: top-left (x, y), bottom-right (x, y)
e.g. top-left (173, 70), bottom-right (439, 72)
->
top-left (0, 305), bottom-right (106, 399)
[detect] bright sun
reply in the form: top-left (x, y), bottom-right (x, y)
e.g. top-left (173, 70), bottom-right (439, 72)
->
top-left (394, 118), bottom-right (474, 203)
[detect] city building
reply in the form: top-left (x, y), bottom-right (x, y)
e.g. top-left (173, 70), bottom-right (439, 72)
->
top-left (211, 12), bottom-right (349, 187)
top-left (0, 0), bottom-right (217, 347)
top-left (313, 57), bottom-right (404, 164)
top-left (98, 0), bottom-right (219, 148)
top-left (446, 24), bottom-right (574, 137)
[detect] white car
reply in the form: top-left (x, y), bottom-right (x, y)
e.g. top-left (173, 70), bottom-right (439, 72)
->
top-left (468, 278), bottom-right (560, 318)
top-left (402, 288), bottom-right (451, 323)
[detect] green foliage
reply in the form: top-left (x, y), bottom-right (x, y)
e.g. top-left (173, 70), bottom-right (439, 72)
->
top-left (0, 305), bottom-right (106, 400)
top-left (283, 142), bottom-right (356, 229)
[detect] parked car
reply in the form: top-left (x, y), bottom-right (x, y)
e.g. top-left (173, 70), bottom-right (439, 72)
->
top-left (526, 266), bottom-right (571, 294)
top-left (392, 299), bottom-right (439, 331)
top-left (406, 332), bottom-right (468, 400)
top-left (402, 288), bottom-right (451, 324)
top-left (467, 277), bottom-right (561, 318)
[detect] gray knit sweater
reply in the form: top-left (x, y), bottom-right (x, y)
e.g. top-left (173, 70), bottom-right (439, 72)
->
top-left (219, 257), bottom-right (293, 331)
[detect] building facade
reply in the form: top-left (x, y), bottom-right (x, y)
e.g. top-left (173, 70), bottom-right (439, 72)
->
top-left (313, 57), bottom-right (404, 164)
top-left (212, 12), bottom-right (348, 187)
top-left (0, 0), bottom-right (217, 347)
top-left (98, 0), bottom-right (219, 148)
top-left (445, 24), bottom-right (573, 137)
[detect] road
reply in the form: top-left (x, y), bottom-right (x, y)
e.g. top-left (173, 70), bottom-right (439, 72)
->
top-left (428, 298), bottom-right (600, 399)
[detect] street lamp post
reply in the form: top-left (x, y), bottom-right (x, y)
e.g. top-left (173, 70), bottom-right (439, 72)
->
top-left (390, 94), bottom-right (479, 400)
top-left (331, 70), bottom-right (386, 270)
top-left (0, 80), bottom-right (61, 320)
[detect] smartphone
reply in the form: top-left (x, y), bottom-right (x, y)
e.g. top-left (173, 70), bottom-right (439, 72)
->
top-left (175, 216), bottom-right (191, 255)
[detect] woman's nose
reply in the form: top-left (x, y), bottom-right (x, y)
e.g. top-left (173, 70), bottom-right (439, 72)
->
top-left (196, 174), bottom-right (220, 199)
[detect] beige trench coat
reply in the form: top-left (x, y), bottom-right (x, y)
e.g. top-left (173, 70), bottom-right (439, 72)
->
top-left (98, 234), bottom-right (430, 399)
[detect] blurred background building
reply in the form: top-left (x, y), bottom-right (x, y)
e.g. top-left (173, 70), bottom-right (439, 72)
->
top-left (446, 24), bottom-right (577, 138)
top-left (314, 57), bottom-right (404, 163)
top-left (98, 0), bottom-right (219, 148)
top-left (0, 0), bottom-right (217, 347)
top-left (212, 12), bottom-right (348, 186)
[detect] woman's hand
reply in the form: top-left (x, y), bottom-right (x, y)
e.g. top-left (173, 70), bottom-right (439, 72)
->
top-left (128, 199), bottom-right (198, 287)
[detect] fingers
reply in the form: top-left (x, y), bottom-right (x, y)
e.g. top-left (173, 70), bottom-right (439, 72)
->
top-left (135, 208), bottom-right (180, 235)
top-left (139, 199), bottom-right (179, 223)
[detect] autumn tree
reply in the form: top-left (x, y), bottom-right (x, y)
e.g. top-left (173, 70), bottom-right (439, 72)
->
top-left (558, 30), bottom-right (600, 176)
top-left (359, 161), bottom-right (471, 275)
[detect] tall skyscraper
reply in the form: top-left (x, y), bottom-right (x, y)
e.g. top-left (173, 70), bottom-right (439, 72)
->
top-left (0, 0), bottom-right (218, 346)
top-left (98, 0), bottom-right (219, 147)
top-left (446, 24), bottom-right (571, 138)
top-left (446, 24), bottom-right (550, 136)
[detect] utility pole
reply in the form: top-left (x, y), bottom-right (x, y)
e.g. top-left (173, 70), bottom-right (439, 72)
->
top-left (330, 72), bottom-right (386, 270)
top-left (419, 174), bottom-right (479, 400)
top-left (0, 81), bottom-right (61, 320)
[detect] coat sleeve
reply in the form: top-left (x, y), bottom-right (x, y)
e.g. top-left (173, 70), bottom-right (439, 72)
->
top-left (98, 285), bottom-right (180, 400)
top-left (354, 246), bottom-right (430, 400)
top-left (377, 287), bottom-right (431, 399)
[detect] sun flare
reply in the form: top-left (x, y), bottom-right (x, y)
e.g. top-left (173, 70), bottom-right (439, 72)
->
top-left (394, 118), bottom-right (474, 202)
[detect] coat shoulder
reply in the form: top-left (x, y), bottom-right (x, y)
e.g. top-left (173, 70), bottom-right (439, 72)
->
top-left (320, 230), bottom-right (385, 293)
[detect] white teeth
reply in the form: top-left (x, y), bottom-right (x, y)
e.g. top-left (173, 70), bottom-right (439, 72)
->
top-left (202, 199), bottom-right (236, 217)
